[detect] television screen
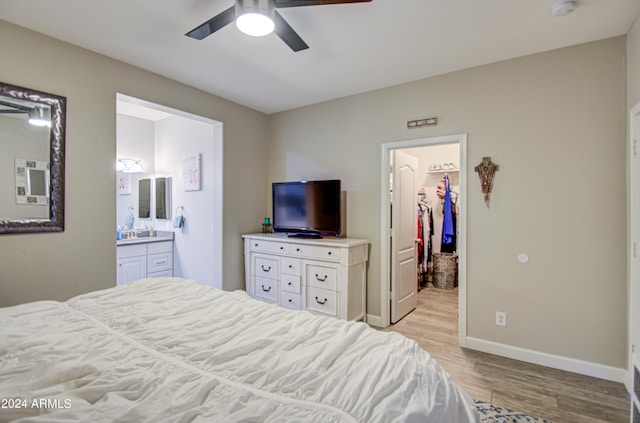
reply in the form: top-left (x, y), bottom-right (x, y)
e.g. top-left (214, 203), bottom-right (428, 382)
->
top-left (272, 180), bottom-right (341, 237)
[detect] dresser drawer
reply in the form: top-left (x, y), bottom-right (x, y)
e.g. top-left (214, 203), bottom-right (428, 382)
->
top-left (280, 274), bottom-right (301, 294)
top-left (305, 263), bottom-right (338, 291)
top-left (254, 277), bottom-right (277, 302)
top-left (147, 252), bottom-right (172, 274)
top-left (279, 291), bottom-right (302, 310)
top-left (291, 244), bottom-right (340, 261)
top-left (306, 287), bottom-right (337, 317)
top-left (250, 239), bottom-right (290, 254)
top-left (254, 256), bottom-right (278, 279)
top-left (281, 257), bottom-right (301, 275)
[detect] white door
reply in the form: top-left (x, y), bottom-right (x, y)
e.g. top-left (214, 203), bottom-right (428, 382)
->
top-left (391, 150), bottom-right (418, 323)
top-left (630, 103), bottom-right (640, 394)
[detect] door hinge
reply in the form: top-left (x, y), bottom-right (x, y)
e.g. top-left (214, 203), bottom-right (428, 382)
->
top-left (635, 242), bottom-right (637, 259)
top-left (635, 138), bottom-right (637, 156)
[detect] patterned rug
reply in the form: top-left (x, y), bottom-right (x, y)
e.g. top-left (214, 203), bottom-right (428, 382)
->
top-left (475, 400), bottom-right (551, 422)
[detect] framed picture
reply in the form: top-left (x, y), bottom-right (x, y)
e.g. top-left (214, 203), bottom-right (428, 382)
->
top-left (117, 171), bottom-right (131, 195)
top-left (182, 153), bottom-right (201, 191)
top-left (15, 158), bottom-right (49, 206)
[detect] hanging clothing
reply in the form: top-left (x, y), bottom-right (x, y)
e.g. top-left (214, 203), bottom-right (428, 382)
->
top-left (441, 175), bottom-right (457, 253)
top-left (427, 207), bottom-right (434, 261)
top-left (417, 213), bottom-right (424, 268)
top-left (417, 199), bottom-right (432, 289)
top-left (441, 205), bottom-right (457, 253)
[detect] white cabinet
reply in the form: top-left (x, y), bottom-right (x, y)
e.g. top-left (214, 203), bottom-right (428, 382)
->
top-left (117, 256), bottom-right (146, 285)
top-left (117, 241), bottom-right (173, 285)
top-left (243, 234), bottom-right (368, 321)
top-left (147, 241), bottom-right (173, 277)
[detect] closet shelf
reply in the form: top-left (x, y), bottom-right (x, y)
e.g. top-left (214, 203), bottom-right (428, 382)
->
top-left (426, 169), bottom-right (459, 174)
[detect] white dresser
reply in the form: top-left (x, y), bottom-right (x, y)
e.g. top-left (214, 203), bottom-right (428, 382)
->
top-left (243, 233), bottom-right (368, 321)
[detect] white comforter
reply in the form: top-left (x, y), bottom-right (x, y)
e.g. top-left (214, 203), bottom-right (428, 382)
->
top-left (0, 278), bottom-right (479, 422)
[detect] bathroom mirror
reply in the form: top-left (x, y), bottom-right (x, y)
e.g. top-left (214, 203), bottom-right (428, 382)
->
top-left (139, 178), bottom-right (151, 219)
top-left (0, 82), bottom-right (66, 234)
top-left (155, 177), bottom-right (171, 220)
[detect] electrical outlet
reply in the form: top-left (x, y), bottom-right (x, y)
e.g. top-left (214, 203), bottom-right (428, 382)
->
top-left (496, 311), bottom-right (507, 327)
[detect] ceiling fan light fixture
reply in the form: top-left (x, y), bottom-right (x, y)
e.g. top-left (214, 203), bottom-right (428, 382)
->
top-left (27, 107), bottom-right (51, 127)
top-left (235, 0), bottom-right (275, 37)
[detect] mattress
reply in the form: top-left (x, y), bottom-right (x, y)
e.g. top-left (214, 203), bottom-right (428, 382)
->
top-left (0, 278), bottom-right (479, 422)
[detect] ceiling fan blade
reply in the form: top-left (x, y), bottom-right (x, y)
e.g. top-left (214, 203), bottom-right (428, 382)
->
top-left (275, 0), bottom-right (371, 8)
top-left (273, 10), bottom-right (309, 52)
top-left (185, 6), bottom-right (236, 40)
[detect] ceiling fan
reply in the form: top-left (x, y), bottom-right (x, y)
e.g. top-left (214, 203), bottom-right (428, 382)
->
top-left (186, 0), bottom-right (372, 52)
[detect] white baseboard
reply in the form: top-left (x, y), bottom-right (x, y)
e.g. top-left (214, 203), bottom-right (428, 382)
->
top-left (465, 337), bottom-right (627, 384)
top-left (366, 314), bottom-right (384, 328)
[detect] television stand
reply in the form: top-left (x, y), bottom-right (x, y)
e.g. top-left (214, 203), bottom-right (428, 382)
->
top-left (242, 233), bottom-right (369, 321)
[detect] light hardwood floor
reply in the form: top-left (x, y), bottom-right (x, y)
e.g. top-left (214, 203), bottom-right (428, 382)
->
top-left (382, 285), bottom-right (630, 423)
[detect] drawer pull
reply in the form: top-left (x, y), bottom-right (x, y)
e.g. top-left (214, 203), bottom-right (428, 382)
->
top-left (288, 265), bottom-right (293, 269)
top-left (327, 252), bottom-right (332, 256)
top-left (288, 282), bottom-right (293, 286)
top-left (261, 265), bottom-right (272, 272)
top-left (261, 285), bottom-right (272, 292)
top-left (296, 248), bottom-right (301, 252)
top-left (315, 296), bottom-right (328, 305)
top-left (254, 243), bottom-right (259, 247)
top-left (280, 246), bottom-right (285, 250)
top-left (288, 299), bottom-right (293, 303)
top-left (315, 274), bottom-right (328, 282)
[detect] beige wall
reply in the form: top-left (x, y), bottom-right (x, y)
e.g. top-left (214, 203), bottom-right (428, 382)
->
top-left (628, 15), bottom-right (640, 109)
top-left (268, 37), bottom-right (628, 369)
top-left (0, 20), bottom-right (268, 306)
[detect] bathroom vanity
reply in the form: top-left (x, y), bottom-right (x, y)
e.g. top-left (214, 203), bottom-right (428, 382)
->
top-left (116, 231), bottom-right (174, 286)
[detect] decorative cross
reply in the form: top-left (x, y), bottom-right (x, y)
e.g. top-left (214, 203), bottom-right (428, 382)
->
top-left (474, 157), bottom-right (499, 207)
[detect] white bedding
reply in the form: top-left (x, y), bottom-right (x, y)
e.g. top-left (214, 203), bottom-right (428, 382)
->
top-left (0, 278), bottom-right (479, 422)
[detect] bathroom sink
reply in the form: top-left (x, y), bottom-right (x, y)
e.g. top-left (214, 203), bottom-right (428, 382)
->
top-left (117, 230), bottom-right (174, 245)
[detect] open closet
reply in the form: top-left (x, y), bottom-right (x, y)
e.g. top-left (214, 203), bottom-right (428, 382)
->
top-left (405, 144), bottom-right (460, 291)
top-left (388, 141), bottom-right (461, 323)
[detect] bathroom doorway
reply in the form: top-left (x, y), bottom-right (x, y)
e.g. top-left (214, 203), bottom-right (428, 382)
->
top-left (116, 93), bottom-right (223, 288)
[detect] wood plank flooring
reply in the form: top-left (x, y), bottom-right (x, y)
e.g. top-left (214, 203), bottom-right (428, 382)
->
top-left (382, 285), bottom-right (630, 423)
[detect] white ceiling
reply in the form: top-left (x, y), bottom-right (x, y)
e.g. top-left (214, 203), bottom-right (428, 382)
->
top-left (1, 0), bottom-right (638, 115)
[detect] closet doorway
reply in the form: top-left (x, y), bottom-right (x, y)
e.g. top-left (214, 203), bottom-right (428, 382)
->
top-left (380, 134), bottom-right (467, 346)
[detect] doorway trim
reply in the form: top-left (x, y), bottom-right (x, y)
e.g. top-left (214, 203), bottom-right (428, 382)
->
top-left (379, 133), bottom-right (467, 346)
top-left (627, 102), bottom-right (640, 392)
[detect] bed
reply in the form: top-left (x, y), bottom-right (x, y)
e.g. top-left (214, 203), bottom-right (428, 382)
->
top-left (0, 278), bottom-right (479, 422)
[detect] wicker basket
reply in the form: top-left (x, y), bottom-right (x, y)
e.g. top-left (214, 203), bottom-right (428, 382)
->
top-left (433, 252), bottom-right (458, 289)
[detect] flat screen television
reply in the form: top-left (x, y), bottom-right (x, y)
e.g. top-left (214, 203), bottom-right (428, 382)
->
top-left (272, 179), bottom-right (341, 238)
